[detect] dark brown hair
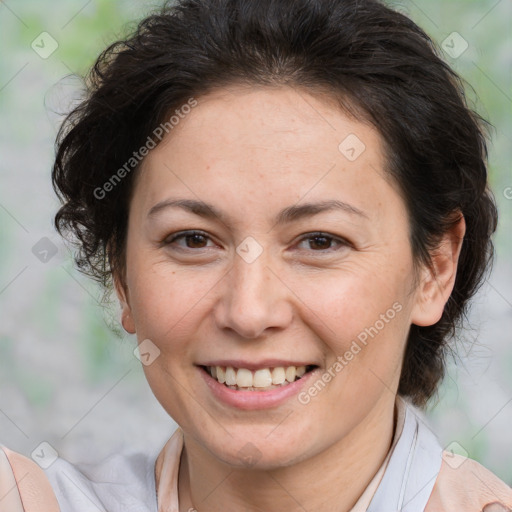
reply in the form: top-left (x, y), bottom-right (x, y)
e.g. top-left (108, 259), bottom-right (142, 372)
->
top-left (52, 0), bottom-right (498, 407)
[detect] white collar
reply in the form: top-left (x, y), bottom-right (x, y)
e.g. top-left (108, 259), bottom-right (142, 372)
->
top-left (154, 396), bottom-right (443, 511)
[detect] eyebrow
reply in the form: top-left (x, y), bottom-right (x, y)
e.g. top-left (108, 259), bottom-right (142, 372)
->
top-left (147, 198), bottom-right (369, 224)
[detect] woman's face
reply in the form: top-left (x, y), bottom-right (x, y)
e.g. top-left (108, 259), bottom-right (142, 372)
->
top-left (118, 85), bottom-right (437, 468)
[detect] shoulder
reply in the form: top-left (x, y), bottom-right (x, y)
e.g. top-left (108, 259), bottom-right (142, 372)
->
top-left (43, 447), bottom-right (158, 512)
top-left (1, 443), bottom-right (158, 512)
top-left (0, 444), bottom-right (60, 512)
top-left (426, 451), bottom-right (512, 511)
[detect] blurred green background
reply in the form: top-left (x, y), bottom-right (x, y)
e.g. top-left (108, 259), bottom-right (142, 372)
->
top-left (1, 0), bottom-right (511, 485)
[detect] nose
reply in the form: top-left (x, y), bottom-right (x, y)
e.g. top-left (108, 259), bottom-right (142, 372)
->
top-left (214, 247), bottom-right (293, 339)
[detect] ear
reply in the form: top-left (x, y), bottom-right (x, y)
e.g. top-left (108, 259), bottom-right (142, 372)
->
top-left (411, 213), bottom-right (466, 327)
top-left (113, 272), bottom-right (136, 334)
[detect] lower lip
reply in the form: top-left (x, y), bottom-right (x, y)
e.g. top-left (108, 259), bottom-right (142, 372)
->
top-left (198, 366), bottom-right (318, 410)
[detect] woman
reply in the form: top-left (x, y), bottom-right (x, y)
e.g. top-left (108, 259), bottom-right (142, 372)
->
top-left (1, 0), bottom-right (511, 510)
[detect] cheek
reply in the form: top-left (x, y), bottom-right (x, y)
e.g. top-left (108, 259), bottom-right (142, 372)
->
top-left (297, 266), bottom-right (409, 349)
top-left (293, 265), bottom-right (413, 409)
top-left (126, 261), bottom-right (215, 423)
top-left (296, 273), bottom-right (409, 409)
top-left (127, 257), bottom-right (218, 352)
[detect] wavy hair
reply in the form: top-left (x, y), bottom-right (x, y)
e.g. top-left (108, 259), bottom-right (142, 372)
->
top-left (52, 0), bottom-right (498, 407)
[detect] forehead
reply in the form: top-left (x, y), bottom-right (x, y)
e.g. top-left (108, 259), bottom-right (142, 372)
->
top-left (132, 85), bottom-right (401, 226)
top-left (158, 85), bottom-right (379, 156)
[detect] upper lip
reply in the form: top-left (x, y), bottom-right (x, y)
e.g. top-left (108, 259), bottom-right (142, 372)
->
top-left (197, 359), bottom-right (319, 370)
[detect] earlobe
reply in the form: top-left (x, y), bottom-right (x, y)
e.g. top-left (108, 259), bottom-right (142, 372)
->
top-left (121, 311), bottom-right (136, 334)
top-left (411, 214), bottom-right (466, 327)
top-left (113, 273), bottom-right (136, 334)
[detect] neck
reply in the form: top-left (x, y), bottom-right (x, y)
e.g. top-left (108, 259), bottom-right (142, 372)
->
top-left (174, 396), bottom-right (397, 512)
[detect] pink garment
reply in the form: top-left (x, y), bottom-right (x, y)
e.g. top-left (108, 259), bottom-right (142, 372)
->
top-left (153, 429), bottom-right (512, 511)
top-left (2, 400), bottom-right (511, 512)
top-left (0, 446), bottom-right (60, 512)
top-left (152, 417), bottom-right (403, 512)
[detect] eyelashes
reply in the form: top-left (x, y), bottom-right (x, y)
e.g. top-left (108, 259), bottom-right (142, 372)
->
top-left (163, 230), bottom-right (350, 254)
top-left (295, 232), bottom-right (349, 252)
top-left (164, 230), bottom-right (215, 250)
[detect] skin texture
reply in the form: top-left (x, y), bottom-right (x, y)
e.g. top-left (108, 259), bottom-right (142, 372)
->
top-left (115, 85), bottom-right (465, 511)
top-left (426, 453), bottom-right (512, 510)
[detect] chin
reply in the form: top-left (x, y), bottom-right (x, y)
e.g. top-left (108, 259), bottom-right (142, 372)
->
top-left (203, 423), bottom-right (317, 470)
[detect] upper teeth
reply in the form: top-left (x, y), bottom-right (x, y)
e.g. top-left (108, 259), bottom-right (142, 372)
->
top-left (208, 366), bottom-right (307, 388)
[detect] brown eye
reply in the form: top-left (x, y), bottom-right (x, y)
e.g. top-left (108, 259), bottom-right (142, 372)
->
top-left (185, 234), bottom-right (207, 248)
top-left (296, 232), bottom-right (349, 252)
top-left (308, 235), bottom-right (333, 250)
top-left (165, 231), bottom-right (214, 250)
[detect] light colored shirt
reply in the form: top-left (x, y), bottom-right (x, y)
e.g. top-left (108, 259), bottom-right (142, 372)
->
top-left (43, 448), bottom-right (158, 512)
top-left (3, 395), bottom-right (511, 511)
top-left (39, 396), bottom-right (442, 511)
top-left (350, 394), bottom-right (406, 511)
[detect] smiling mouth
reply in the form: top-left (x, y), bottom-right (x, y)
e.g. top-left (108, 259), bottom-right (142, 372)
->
top-left (201, 365), bottom-right (318, 391)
